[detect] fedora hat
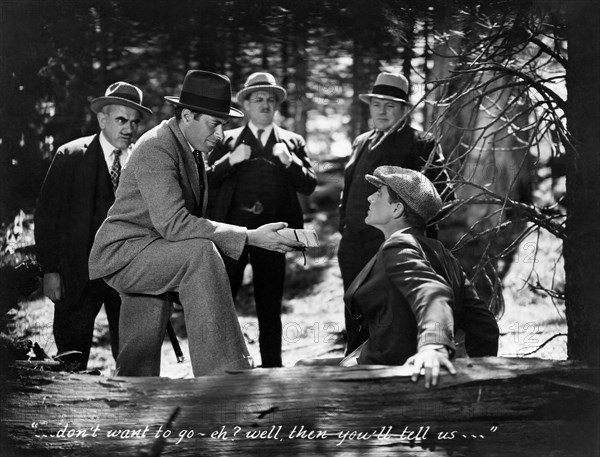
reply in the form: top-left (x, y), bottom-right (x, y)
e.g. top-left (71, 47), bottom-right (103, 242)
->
top-left (90, 81), bottom-right (152, 115)
top-left (165, 70), bottom-right (243, 118)
top-left (236, 72), bottom-right (287, 104)
top-left (365, 166), bottom-right (442, 221)
top-left (359, 72), bottom-right (410, 104)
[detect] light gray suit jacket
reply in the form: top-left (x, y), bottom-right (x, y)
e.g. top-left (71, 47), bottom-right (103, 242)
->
top-left (89, 117), bottom-right (247, 280)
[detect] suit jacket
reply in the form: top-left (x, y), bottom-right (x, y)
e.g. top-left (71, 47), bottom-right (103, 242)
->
top-left (207, 124), bottom-right (316, 227)
top-left (35, 134), bottom-right (110, 306)
top-left (339, 126), bottom-right (450, 234)
top-left (88, 117), bottom-right (247, 280)
top-left (345, 228), bottom-right (499, 365)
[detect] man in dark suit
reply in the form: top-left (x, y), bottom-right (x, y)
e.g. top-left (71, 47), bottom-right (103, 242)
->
top-left (89, 70), bottom-right (304, 377)
top-left (208, 72), bottom-right (317, 367)
top-left (345, 166), bottom-right (498, 387)
top-left (35, 81), bottom-right (152, 370)
top-left (338, 72), bottom-right (452, 354)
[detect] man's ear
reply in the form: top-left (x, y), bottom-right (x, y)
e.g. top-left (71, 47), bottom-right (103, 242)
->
top-left (392, 202), bottom-right (404, 219)
top-left (97, 111), bottom-right (106, 129)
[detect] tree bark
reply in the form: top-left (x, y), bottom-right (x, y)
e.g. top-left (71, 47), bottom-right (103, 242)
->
top-left (564, 0), bottom-right (600, 366)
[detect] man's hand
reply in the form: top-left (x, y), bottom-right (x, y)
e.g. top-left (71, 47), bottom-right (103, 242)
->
top-left (404, 345), bottom-right (456, 388)
top-left (247, 222), bottom-right (305, 253)
top-left (273, 143), bottom-right (292, 167)
top-left (43, 272), bottom-right (64, 303)
top-left (229, 144), bottom-right (252, 165)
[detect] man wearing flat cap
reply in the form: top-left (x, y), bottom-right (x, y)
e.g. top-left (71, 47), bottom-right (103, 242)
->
top-left (208, 72), bottom-right (316, 367)
top-left (342, 166), bottom-right (498, 387)
top-left (36, 81), bottom-right (152, 370)
top-left (338, 72), bottom-right (453, 355)
top-left (89, 70), bottom-right (304, 376)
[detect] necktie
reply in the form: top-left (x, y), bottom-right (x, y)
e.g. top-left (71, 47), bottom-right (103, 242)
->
top-left (257, 129), bottom-right (264, 146)
top-left (193, 150), bottom-right (206, 207)
top-left (110, 149), bottom-right (122, 192)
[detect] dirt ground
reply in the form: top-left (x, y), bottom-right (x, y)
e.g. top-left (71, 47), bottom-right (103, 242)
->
top-left (4, 220), bottom-right (566, 378)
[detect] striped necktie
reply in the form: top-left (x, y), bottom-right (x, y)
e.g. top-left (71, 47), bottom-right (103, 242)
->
top-left (110, 149), bottom-right (122, 192)
top-left (193, 149), bottom-right (206, 206)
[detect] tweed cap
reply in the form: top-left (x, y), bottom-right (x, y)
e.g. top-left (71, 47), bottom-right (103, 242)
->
top-left (365, 166), bottom-right (443, 221)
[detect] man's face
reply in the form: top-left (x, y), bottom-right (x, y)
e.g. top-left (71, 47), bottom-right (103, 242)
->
top-left (243, 90), bottom-right (277, 127)
top-left (365, 185), bottom-right (399, 228)
top-left (97, 105), bottom-right (141, 150)
top-left (369, 98), bottom-right (406, 132)
top-left (181, 111), bottom-right (227, 153)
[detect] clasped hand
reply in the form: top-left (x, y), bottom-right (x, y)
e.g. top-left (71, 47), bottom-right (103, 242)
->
top-left (247, 222), bottom-right (305, 253)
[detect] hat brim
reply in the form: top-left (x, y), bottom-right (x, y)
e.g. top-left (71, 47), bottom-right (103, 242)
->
top-left (359, 94), bottom-right (409, 105)
top-left (90, 96), bottom-right (152, 115)
top-left (164, 96), bottom-right (244, 119)
top-left (365, 174), bottom-right (386, 187)
top-left (237, 85), bottom-right (287, 104)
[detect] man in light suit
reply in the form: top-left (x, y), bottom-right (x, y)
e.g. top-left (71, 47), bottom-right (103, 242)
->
top-left (208, 72), bottom-right (316, 367)
top-left (344, 166), bottom-right (499, 387)
top-left (338, 72), bottom-right (453, 354)
top-left (36, 81), bottom-right (152, 370)
top-left (89, 70), bottom-right (304, 377)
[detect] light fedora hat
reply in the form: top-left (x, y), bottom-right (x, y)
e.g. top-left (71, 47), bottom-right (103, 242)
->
top-left (90, 81), bottom-right (152, 115)
top-left (365, 166), bottom-right (443, 222)
top-left (165, 70), bottom-right (243, 118)
top-left (236, 72), bottom-right (287, 104)
top-left (359, 72), bottom-right (410, 104)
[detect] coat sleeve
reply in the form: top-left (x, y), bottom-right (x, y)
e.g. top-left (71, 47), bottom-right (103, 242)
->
top-left (133, 142), bottom-right (247, 259)
top-left (35, 150), bottom-right (70, 273)
top-left (282, 134), bottom-right (317, 195)
top-left (459, 277), bottom-right (500, 357)
top-left (381, 240), bottom-right (456, 352)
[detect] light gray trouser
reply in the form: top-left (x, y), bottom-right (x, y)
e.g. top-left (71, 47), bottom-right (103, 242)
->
top-left (105, 238), bottom-right (252, 377)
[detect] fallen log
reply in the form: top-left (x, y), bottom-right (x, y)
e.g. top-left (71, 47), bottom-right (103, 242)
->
top-left (1, 357), bottom-right (599, 456)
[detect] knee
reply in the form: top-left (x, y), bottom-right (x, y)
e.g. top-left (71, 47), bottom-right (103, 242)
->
top-left (183, 239), bottom-right (224, 269)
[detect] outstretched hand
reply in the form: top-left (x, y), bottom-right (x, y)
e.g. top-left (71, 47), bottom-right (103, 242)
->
top-left (247, 222), bottom-right (305, 253)
top-left (405, 345), bottom-right (456, 388)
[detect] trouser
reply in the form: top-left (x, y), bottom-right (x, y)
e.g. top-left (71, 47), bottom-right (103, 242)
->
top-left (337, 228), bottom-right (383, 355)
top-left (104, 238), bottom-right (252, 377)
top-left (53, 278), bottom-right (120, 370)
top-left (223, 245), bottom-right (285, 368)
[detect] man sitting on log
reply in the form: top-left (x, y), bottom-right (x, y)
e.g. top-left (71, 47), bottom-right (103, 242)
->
top-left (299, 166), bottom-right (499, 388)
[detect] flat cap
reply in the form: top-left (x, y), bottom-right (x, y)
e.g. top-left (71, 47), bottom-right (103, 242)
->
top-left (365, 166), bottom-right (443, 221)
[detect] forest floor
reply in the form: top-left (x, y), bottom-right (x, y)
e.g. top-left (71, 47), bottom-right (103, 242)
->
top-left (3, 209), bottom-right (567, 378)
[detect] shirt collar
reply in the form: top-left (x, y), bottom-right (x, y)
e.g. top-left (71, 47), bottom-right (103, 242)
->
top-left (248, 121), bottom-right (274, 140)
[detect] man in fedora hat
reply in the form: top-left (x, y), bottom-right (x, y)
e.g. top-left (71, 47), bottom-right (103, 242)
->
top-left (36, 81), bottom-right (152, 370)
top-left (207, 72), bottom-right (316, 367)
top-left (299, 166), bottom-right (498, 388)
top-left (89, 70), bottom-right (304, 376)
top-left (338, 72), bottom-right (453, 355)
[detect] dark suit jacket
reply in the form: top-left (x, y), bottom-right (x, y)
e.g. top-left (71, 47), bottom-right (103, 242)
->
top-left (35, 134), bottom-right (108, 306)
top-left (345, 228), bottom-right (499, 365)
top-left (207, 124), bottom-right (316, 228)
top-left (89, 118), bottom-right (247, 280)
top-left (339, 126), bottom-right (450, 234)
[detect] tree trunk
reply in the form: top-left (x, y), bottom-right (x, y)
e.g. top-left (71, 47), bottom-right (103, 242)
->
top-left (564, 0), bottom-right (600, 366)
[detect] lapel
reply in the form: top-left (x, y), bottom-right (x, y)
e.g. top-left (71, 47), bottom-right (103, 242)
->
top-left (232, 125), bottom-right (250, 151)
top-left (343, 251), bottom-right (379, 308)
top-left (82, 133), bottom-right (102, 203)
top-left (167, 118), bottom-right (202, 211)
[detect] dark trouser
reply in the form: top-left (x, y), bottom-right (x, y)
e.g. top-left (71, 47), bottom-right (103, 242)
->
top-left (337, 227), bottom-right (383, 355)
top-left (53, 279), bottom-right (120, 370)
top-left (223, 245), bottom-right (285, 368)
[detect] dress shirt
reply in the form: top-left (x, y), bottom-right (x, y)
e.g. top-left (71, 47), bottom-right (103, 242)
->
top-left (100, 132), bottom-right (130, 170)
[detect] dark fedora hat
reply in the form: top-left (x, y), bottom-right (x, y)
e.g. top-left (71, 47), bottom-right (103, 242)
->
top-left (165, 70), bottom-right (243, 118)
top-left (359, 72), bottom-right (410, 105)
top-left (90, 81), bottom-right (152, 115)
